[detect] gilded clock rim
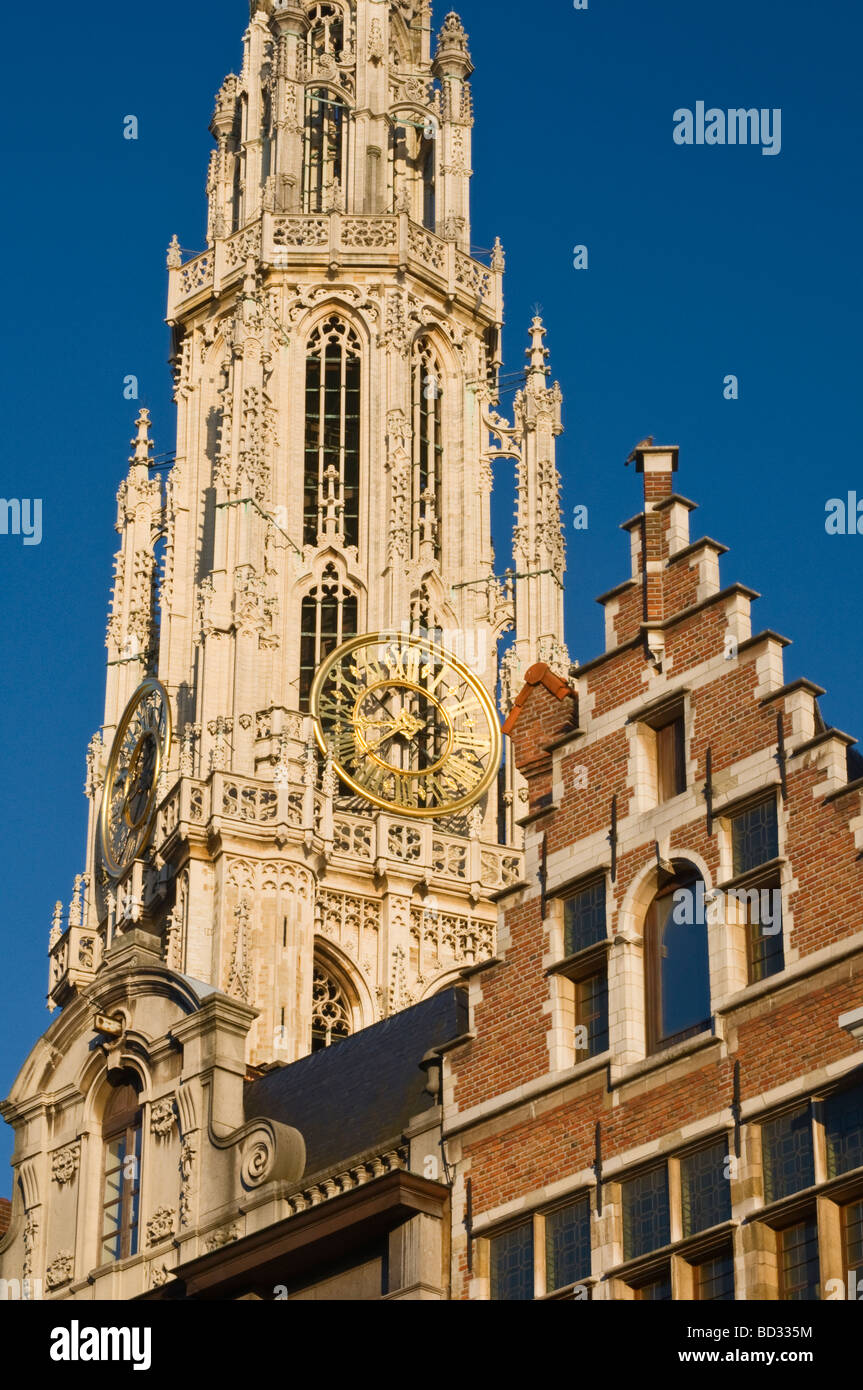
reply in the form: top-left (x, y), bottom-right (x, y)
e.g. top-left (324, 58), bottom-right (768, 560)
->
top-left (99, 678), bottom-right (173, 880)
top-left (309, 632), bottom-right (502, 820)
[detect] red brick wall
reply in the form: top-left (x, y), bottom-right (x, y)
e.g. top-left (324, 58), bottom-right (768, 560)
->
top-left (451, 461), bottom-right (863, 1299)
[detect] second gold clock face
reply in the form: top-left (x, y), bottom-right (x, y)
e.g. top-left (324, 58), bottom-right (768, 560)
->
top-left (99, 679), bottom-right (172, 879)
top-left (310, 633), bottom-right (502, 819)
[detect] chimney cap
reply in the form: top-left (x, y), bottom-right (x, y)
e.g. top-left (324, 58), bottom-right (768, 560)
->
top-left (631, 444), bottom-right (679, 474)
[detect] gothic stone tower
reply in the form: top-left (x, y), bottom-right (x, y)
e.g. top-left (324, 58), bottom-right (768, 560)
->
top-left (48, 0), bottom-right (569, 1069)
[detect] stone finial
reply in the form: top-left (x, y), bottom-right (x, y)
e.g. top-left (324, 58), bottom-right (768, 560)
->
top-left (166, 234), bottom-right (182, 270)
top-left (68, 875), bottom-right (85, 928)
top-left (49, 902), bottom-right (64, 949)
top-left (491, 237), bottom-right (505, 272)
top-left (526, 316), bottom-right (549, 375)
top-left (433, 12), bottom-right (474, 78)
top-left (129, 408), bottom-right (155, 467)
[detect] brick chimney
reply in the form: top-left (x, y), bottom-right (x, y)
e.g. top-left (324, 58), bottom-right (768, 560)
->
top-left (634, 444), bottom-right (679, 622)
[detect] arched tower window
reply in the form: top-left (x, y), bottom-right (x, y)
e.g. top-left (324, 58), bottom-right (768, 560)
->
top-left (231, 154), bottom-right (243, 233)
top-left (644, 865), bottom-right (711, 1054)
top-left (422, 135), bottom-right (436, 231)
top-left (311, 965), bottom-right (352, 1052)
top-left (101, 1077), bottom-right (142, 1264)
top-left (307, 3), bottom-right (344, 67)
top-left (261, 87), bottom-right (273, 185)
top-left (304, 316), bottom-right (362, 546)
top-left (299, 563), bottom-right (358, 709)
top-left (231, 95), bottom-right (247, 232)
top-left (411, 339), bottom-right (444, 560)
top-left (304, 88), bottom-right (348, 212)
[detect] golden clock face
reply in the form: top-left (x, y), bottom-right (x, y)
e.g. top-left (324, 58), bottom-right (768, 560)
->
top-left (310, 633), bottom-right (502, 819)
top-left (99, 679), bottom-right (172, 879)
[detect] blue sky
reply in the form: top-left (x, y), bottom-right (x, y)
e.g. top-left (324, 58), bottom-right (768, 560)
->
top-left (1, 0), bottom-right (860, 1179)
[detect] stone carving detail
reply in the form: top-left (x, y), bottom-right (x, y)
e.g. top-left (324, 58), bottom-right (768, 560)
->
top-left (538, 636), bottom-right (571, 680)
top-left (46, 1251), bottom-right (74, 1290)
top-left (227, 899), bottom-right (252, 1002)
top-left (499, 645), bottom-right (524, 717)
top-left (208, 715), bottom-right (233, 771)
top-left (368, 18), bottom-right (385, 61)
top-left (407, 225), bottom-right (447, 274)
top-left (179, 723), bottom-right (201, 777)
top-left (222, 779), bottom-right (278, 823)
top-left (85, 733), bottom-right (104, 798)
top-left (150, 1098), bottom-right (177, 1139)
top-left (205, 1223), bottom-right (240, 1252)
top-left (410, 906), bottom-right (495, 968)
top-left (179, 1139), bottom-right (196, 1228)
top-left (333, 820), bottom-right (373, 860)
top-left (342, 216), bottom-right (397, 249)
top-left (432, 838), bottom-right (467, 879)
top-left (284, 1148), bottom-right (407, 1218)
top-left (317, 891), bottom-right (381, 953)
top-left (51, 1143), bottom-right (81, 1186)
top-left (388, 823), bottom-right (422, 861)
top-left (150, 1264), bottom-right (172, 1289)
top-left (23, 1211), bottom-right (38, 1281)
top-left (389, 945), bottom-right (409, 1012)
top-left (178, 251), bottom-right (214, 300)
top-left (273, 216), bottom-right (328, 249)
top-left (146, 1207), bottom-right (176, 1247)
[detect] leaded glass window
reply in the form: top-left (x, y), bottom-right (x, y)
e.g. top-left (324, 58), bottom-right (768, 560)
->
top-left (645, 869), bottom-right (711, 1053)
top-left (299, 565), bottom-right (358, 710)
top-left (101, 1081), bottom-right (142, 1264)
top-left (695, 1249), bottom-right (735, 1301)
top-left (636, 1272), bottom-right (671, 1300)
top-left (655, 711), bottom-right (686, 801)
top-left (731, 798), bottom-right (779, 876)
top-left (564, 878), bottom-right (606, 957)
top-left (844, 1199), bottom-right (863, 1285)
top-left (746, 884), bottom-right (784, 984)
top-left (681, 1140), bottom-right (732, 1237)
top-left (574, 972), bottom-right (609, 1061)
top-left (490, 1222), bottom-right (534, 1301)
top-left (545, 1197), bottom-right (591, 1291)
top-left (311, 966), bottom-right (352, 1052)
top-left (779, 1219), bottom-right (820, 1301)
top-left (411, 339), bottom-right (443, 560)
top-left (825, 1085), bottom-right (863, 1178)
top-left (304, 317), bottom-right (361, 546)
top-left (622, 1166), bottom-right (670, 1261)
top-left (762, 1107), bottom-right (815, 1204)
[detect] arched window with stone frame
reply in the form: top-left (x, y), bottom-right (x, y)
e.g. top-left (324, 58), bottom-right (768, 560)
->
top-left (304, 316), bottom-right (362, 547)
top-left (306, 2), bottom-right (345, 69)
top-left (100, 1076), bottom-right (143, 1265)
top-left (299, 564), bottom-right (359, 710)
top-left (260, 85), bottom-right (273, 186)
top-left (411, 337), bottom-right (444, 561)
top-left (303, 85), bottom-right (349, 212)
top-left (644, 863), bottom-right (712, 1055)
top-left (311, 961), bottom-right (353, 1052)
top-left (230, 94), bottom-right (247, 232)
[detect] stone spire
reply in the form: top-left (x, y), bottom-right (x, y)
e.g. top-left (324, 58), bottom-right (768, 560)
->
top-left (433, 12), bottom-right (474, 78)
top-left (512, 317), bottom-right (568, 681)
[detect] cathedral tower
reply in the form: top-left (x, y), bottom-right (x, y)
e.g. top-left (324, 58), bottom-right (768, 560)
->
top-left (49, 1), bottom-right (569, 1069)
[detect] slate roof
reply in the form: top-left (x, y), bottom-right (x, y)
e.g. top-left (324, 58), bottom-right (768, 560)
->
top-left (244, 987), bottom-right (469, 1180)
